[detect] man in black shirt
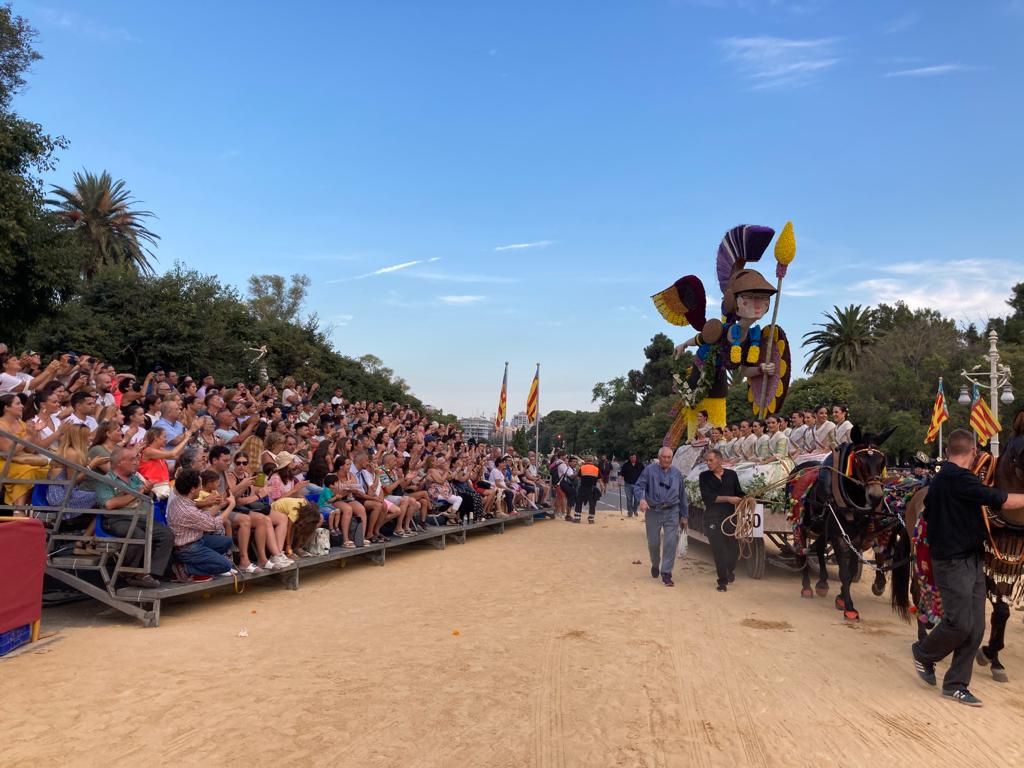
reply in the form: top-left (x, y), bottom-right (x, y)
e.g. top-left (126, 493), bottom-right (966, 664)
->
top-left (619, 453), bottom-right (645, 518)
top-left (912, 429), bottom-right (1024, 706)
top-left (699, 449), bottom-right (743, 592)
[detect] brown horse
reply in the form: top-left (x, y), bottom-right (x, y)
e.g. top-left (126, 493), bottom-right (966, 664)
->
top-left (792, 427), bottom-right (912, 622)
top-left (904, 440), bottom-right (1024, 682)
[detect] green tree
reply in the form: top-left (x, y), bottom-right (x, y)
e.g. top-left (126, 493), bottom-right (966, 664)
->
top-left (511, 427), bottom-right (529, 455)
top-left (0, 6), bottom-right (80, 342)
top-left (802, 304), bottom-right (877, 374)
top-left (247, 273), bottom-right (312, 324)
top-left (48, 170), bottom-right (159, 278)
top-left (637, 333), bottom-right (677, 403)
top-left (786, 370), bottom-right (855, 414)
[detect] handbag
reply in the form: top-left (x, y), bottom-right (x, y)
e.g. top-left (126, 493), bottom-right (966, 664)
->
top-left (308, 527), bottom-right (330, 556)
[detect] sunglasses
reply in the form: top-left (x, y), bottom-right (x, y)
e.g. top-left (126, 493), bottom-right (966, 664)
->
top-left (235, 460), bottom-right (249, 466)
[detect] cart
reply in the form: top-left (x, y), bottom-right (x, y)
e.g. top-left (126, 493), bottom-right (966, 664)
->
top-left (685, 502), bottom-right (862, 582)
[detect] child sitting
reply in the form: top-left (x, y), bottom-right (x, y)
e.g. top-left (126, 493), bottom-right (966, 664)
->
top-left (318, 471), bottom-right (366, 549)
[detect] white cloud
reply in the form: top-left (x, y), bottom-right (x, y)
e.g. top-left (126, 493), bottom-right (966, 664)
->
top-left (719, 36), bottom-right (840, 89)
top-left (31, 5), bottom-right (138, 42)
top-left (882, 11), bottom-right (920, 35)
top-left (851, 259), bottom-right (1024, 321)
top-left (372, 259), bottom-right (422, 275)
top-left (404, 270), bottom-right (521, 284)
top-left (884, 63), bottom-right (971, 78)
top-left (326, 259), bottom-right (428, 283)
top-left (779, 278), bottom-right (822, 298)
top-left (330, 314), bottom-right (354, 326)
top-left (439, 295), bottom-right (486, 305)
top-left (494, 240), bottom-right (553, 251)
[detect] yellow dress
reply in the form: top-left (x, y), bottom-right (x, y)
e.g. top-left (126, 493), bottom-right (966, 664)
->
top-left (0, 421), bottom-right (48, 504)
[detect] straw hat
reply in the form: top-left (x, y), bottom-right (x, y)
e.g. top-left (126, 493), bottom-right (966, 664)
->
top-left (274, 451), bottom-right (297, 470)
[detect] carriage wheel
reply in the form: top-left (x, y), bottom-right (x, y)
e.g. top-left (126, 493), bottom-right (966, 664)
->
top-left (746, 538), bottom-right (766, 580)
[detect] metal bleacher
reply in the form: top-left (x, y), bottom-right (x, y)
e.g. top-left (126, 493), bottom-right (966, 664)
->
top-left (2, 424), bottom-right (543, 627)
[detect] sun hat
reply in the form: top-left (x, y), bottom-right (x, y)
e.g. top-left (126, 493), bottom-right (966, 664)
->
top-left (274, 451), bottom-right (296, 470)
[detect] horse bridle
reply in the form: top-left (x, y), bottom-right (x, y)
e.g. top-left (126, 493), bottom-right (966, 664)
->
top-left (851, 447), bottom-right (886, 489)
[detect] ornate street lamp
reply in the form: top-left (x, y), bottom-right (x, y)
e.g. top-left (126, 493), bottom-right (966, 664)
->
top-left (959, 330), bottom-right (1014, 457)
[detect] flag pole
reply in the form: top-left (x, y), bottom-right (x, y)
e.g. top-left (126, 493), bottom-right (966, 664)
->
top-left (534, 364), bottom-right (541, 457)
top-left (501, 361), bottom-right (508, 454)
top-left (937, 376), bottom-right (943, 458)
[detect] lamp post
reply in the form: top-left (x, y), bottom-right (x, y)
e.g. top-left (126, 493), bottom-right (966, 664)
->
top-left (957, 329), bottom-right (1015, 458)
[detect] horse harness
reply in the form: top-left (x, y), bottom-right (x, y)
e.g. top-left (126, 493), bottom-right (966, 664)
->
top-left (975, 451), bottom-right (1024, 599)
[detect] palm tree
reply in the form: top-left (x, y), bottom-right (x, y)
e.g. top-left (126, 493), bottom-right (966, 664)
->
top-left (48, 170), bottom-right (159, 278)
top-left (802, 304), bottom-right (877, 374)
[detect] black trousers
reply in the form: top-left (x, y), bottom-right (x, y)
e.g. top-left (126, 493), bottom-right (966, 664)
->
top-left (104, 515), bottom-right (174, 578)
top-left (915, 555), bottom-right (986, 691)
top-left (706, 514), bottom-right (738, 586)
top-left (575, 477), bottom-right (598, 518)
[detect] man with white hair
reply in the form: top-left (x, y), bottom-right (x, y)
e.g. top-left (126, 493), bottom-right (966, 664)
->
top-left (636, 446), bottom-right (688, 587)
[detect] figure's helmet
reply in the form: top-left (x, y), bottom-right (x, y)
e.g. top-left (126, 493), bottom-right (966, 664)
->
top-left (725, 268), bottom-right (776, 321)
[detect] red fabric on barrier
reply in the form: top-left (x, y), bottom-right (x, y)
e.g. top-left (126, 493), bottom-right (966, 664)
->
top-left (0, 518), bottom-right (46, 634)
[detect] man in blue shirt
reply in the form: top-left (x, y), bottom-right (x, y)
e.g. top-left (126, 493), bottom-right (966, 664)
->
top-left (637, 447), bottom-right (688, 587)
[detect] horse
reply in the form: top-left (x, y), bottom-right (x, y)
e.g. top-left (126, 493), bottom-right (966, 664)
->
top-left (788, 427), bottom-right (912, 623)
top-left (903, 437), bottom-right (1024, 682)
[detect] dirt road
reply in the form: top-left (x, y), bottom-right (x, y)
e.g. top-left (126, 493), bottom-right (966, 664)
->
top-left (4, 513), bottom-right (1024, 767)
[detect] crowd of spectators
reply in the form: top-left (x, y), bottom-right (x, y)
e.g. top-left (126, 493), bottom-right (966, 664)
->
top-left (0, 345), bottom-right (557, 589)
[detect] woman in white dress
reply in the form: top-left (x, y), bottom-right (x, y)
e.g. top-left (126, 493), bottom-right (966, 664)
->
top-left (832, 404), bottom-right (853, 446)
top-left (810, 406), bottom-right (837, 453)
top-left (755, 414), bottom-right (795, 487)
top-left (752, 419), bottom-right (770, 460)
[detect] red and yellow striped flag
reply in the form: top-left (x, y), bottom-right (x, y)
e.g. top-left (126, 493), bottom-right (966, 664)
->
top-left (495, 363), bottom-right (508, 431)
top-left (924, 380), bottom-right (948, 444)
top-left (969, 385), bottom-right (1001, 446)
top-left (526, 365), bottom-right (539, 424)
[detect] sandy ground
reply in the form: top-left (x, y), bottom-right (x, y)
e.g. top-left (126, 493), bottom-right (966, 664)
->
top-left (5, 507), bottom-right (1024, 768)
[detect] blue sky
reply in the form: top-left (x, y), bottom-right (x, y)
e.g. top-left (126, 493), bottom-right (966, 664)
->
top-left (12, 0), bottom-right (1024, 416)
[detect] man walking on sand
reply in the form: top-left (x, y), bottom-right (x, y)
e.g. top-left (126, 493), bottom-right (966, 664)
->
top-left (637, 447), bottom-right (688, 587)
top-left (699, 449), bottom-right (742, 592)
top-left (911, 429), bottom-right (1024, 707)
top-left (619, 453), bottom-right (644, 518)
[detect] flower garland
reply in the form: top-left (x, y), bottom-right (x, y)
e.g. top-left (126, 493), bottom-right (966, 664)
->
top-left (672, 341), bottom-right (720, 410)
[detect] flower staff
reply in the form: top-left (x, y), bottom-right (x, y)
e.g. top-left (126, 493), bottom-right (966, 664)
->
top-left (754, 221), bottom-right (796, 418)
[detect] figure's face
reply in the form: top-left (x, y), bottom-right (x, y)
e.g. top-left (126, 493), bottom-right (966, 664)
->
top-left (736, 292), bottom-right (771, 321)
top-left (832, 406), bottom-right (846, 423)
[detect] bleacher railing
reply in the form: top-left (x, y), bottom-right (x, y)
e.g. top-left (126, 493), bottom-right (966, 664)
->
top-left (0, 425), bottom-right (154, 594)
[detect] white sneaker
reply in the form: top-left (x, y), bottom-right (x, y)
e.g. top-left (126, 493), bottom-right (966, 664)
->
top-left (258, 560), bottom-right (278, 571)
top-left (272, 554), bottom-right (294, 567)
